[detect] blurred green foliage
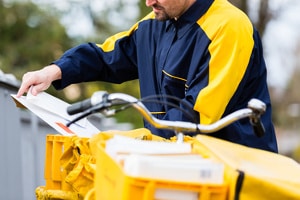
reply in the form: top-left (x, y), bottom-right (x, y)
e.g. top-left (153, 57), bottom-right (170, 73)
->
top-left (0, 0), bottom-right (73, 101)
top-left (0, 1), bottom-right (72, 77)
top-left (0, 0), bottom-right (143, 128)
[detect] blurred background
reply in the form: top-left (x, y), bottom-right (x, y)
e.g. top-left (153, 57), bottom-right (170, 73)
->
top-left (0, 0), bottom-right (300, 199)
top-left (1, 0), bottom-right (300, 165)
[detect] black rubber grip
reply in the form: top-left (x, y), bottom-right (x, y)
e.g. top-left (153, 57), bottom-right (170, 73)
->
top-left (67, 99), bottom-right (92, 115)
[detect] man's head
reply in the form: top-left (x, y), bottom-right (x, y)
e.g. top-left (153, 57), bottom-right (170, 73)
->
top-left (146, 0), bottom-right (196, 21)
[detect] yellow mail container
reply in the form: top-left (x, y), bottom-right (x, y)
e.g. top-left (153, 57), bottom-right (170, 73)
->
top-left (44, 134), bottom-right (72, 190)
top-left (36, 134), bottom-right (81, 200)
top-left (95, 143), bottom-right (228, 200)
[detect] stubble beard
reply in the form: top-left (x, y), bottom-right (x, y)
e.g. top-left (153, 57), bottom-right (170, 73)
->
top-left (153, 5), bottom-right (172, 21)
top-left (155, 11), bottom-right (171, 21)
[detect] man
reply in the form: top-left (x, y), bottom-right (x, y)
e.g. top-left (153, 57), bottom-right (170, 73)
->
top-left (17, 0), bottom-right (278, 152)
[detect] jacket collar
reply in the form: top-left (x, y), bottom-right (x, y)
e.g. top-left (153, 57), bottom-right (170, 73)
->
top-left (166, 0), bottom-right (214, 38)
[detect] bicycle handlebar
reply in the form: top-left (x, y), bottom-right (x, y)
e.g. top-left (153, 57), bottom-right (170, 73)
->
top-left (66, 91), bottom-right (266, 138)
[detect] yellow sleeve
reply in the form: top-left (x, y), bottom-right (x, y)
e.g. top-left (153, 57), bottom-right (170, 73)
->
top-left (195, 1), bottom-right (254, 124)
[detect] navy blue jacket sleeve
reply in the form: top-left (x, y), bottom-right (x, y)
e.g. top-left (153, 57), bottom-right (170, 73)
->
top-left (52, 41), bottom-right (138, 89)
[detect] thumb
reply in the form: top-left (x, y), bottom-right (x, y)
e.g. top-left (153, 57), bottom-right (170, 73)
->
top-left (30, 83), bottom-right (50, 96)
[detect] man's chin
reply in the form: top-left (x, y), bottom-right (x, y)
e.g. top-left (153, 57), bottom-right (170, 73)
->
top-left (154, 13), bottom-right (169, 21)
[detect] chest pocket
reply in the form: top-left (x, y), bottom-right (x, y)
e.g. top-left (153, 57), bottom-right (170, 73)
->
top-left (161, 70), bottom-right (187, 99)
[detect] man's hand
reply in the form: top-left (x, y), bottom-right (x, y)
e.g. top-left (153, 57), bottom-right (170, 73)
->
top-left (16, 64), bottom-right (62, 97)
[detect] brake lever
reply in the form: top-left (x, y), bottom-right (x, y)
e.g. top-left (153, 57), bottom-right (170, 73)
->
top-left (247, 99), bottom-right (266, 137)
top-left (250, 116), bottom-right (265, 137)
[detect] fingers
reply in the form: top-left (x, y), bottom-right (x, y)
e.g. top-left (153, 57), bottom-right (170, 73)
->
top-left (16, 87), bottom-right (29, 98)
top-left (16, 64), bottom-right (62, 98)
top-left (30, 82), bottom-right (51, 96)
top-left (17, 79), bottom-right (50, 97)
top-left (16, 70), bottom-right (49, 97)
top-left (16, 72), bottom-right (36, 97)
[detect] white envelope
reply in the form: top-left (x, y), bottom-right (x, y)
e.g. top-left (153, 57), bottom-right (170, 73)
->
top-left (11, 91), bottom-right (100, 137)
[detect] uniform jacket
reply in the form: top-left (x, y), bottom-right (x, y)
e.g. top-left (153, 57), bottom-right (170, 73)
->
top-left (53, 0), bottom-right (278, 152)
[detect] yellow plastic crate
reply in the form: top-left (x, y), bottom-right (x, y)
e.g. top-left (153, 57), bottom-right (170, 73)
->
top-left (37, 134), bottom-right (93, 200)
top-left (95, 143), bottom-right (228, 200)
top-left (44, 134), bottom-right (72, 191)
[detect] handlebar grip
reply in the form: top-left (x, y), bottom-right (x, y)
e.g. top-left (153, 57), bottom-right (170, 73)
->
top-left (251, 118), bottom-right (265, 138)
top-left (67, 98), bottom-right (92, 115)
